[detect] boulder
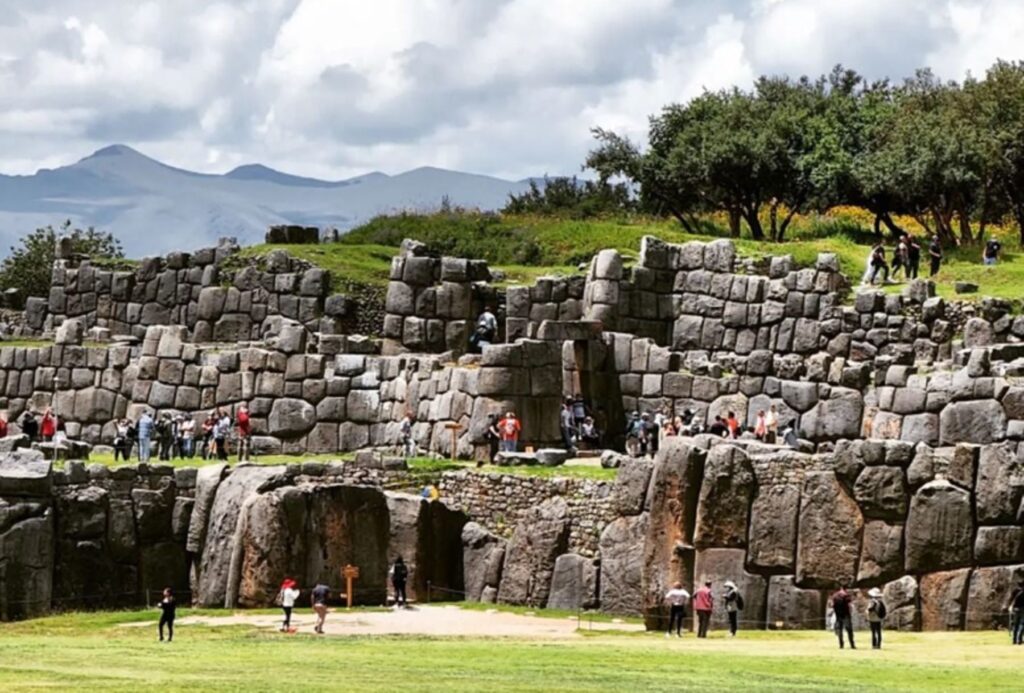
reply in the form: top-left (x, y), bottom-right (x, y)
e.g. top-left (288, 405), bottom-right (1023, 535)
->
top-left (268, 398), bottom-right (316, 438)
top-left (693, 548), bottom-right (768, 630)
top-left (131, 487), bottom-right (173, 542)
top-left (185, 463), bottom-right (227, 554)
top-left (766, 575), bottom-right (824, 630)
top-left (798, 388), bottom-right (864, 441)
top-left (920, 568), bottom-right (971, 630)
top-left (974, 526), bottom-right (1024, 565)
top-left (904, 480), bottom-right (974, 573)
top-left (599, 512), bottom-right (649, 616)
top-left (975, 444), bottom-right (1024, 525)
top-left (612, 458), bottom-right (653, 516)
top-left (795, 471), bottom-right (863, 587)
top-left (856, 521), bottom-right (904, 584)
top-left (461, 522), bottom-right (505, 602)
top-left (748, 483), bottom-right (800, 571)
top-left (852, 466), bottom-right (908, 520)
top-left (0, 451), bottom-right (52, 497)
top-left (939, 400), bottom-right (1006, 445)
top-left (693, 445), bottom-right (755, 548)
top-left (600, 450), bottom-right (631, 469)
top-left (966, 564), bottom-right (1024, 630)
top-left (0, 504), bottom-right (53, 620)
top-left (55, 318), bottom-right (84, 345)
top-left (498, 497), bottom-right (570, 607)
top-left (547, 553), bottom-right (598, 610)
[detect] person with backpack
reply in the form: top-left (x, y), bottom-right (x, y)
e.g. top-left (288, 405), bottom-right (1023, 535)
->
top-left (157, 587), bottom-right (176, 642)
top-left (391, 556), bottom-right (409, 608)
top-left (277, 578), bottom-right (300, 632)
top-left (868, 242), bottom-right (889, 285)
top-left (983, 236), bottom-right (1003, 266)
top-left (830, 585), bottom-right (856, 649)
top-left (723, 580), bottom-right (744, 637)
top-left (693, 580), bottom-right (714, 638)
top-left (867, 587), bottom-right (887, 649)
top-left (1005, 579), bottom-right (1024, 645)
top-left (664, 581), bottom-right (690, 638)
top-left (311, 583), bottom-right (330, 635)
top-left (470, 306), bottom-right (498, 352)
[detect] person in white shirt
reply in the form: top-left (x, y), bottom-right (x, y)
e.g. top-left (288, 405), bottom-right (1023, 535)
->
top-left (765, 405), bottom-right (779, 444)
top-left (664, 582), bottom-right (691, 637)
top-left (278, 578), bottom-right (301, 632)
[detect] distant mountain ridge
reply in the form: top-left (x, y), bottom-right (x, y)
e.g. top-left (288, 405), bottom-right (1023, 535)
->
top-left (0, 145), bottom-right (537, 256)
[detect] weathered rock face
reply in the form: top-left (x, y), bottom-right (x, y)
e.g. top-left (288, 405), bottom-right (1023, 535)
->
top-left (920, 568), bottom-right (971, 631)
top-left (974, 526), bottom-right (1024, 565)
top-left (599, 512), bottom-right (649, 616)
top-left (547, 553), bottom-right (598, 610)
top-left (0, 502), bottom-right (53, 620)
top-left (612, 458), bottom-right (652, 516)
top-left (796, 471), bottom-right (863, 587)
top-left (185, 463), bottom-right (227, 554)
top-left (641, 439), bottom-right (704, 627)
top-left (461, 522), bottom-right (505, 602)
top-left (798, 388), bottom-right (863, 441)
top-left (904, 480), bottom-right (973, 574)
top-left (966, 564), bottom-right (1024, 630)
top-left (939, 400), bottom-right (1007, 445)
top-left (748, 483), bottom-right (800, 571)
top-left (0, 452), bottom-right (52, 498)
top-left (857, 521), bottom-right (904, 584)
top-left (975, 444), bottom-right (1024, 525)
top-left (853, 466), bottom-right (908, 520)
top-left (693, 445), bottom-right (755, 549)
top-left (693, 548), bottom-right (768, 630)
top-left (498, 496), bottom-right (571, 607)
top-left (766, 575), bottom-right (824, 630)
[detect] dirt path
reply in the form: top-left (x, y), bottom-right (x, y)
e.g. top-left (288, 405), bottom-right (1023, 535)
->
top-left (137, 605), bottom-right (642, 639)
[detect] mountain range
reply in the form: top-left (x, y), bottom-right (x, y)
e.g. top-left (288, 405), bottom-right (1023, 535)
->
top-left (0, 145), bottom-right (537, 256)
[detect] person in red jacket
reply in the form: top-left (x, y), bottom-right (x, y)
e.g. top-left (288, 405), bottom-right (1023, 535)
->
top-left (40, 407), bottom-right (57, 442)
top-left (0, 412), bottom-right (8, 439)
top-left (693, 580), bottom-right (714, 638)
top-left (497, 411), bottom-right (521, 454)
top-left (236, 404), bottom-right (252, 461)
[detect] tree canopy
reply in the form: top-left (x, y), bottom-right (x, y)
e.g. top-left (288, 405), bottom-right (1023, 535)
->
top-left (587, 60), bottom-right (1024, 246)
top-left (0, 223), bottom-right (124, 299)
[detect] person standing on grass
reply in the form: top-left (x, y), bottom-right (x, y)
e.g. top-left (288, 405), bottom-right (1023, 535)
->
top-left (485, 413), bottom-right (501, 465)
top-left (928, 236), bottom-right (943, 277)
top-left (723, 581), bottom-right (744, 637)
top-left (905, 234), bottom-right (921, 279)
top-left (560, 398), bottom-right (577, 454)
top-left (391, 556), bottom-right (409, 608)
top-left (179, 416), bottom-right (195, 459)
top-left (765, 405), bottom-right (779, 444)
top-left (214, 408), bottom-right (231, 461)
top-left (1005, 579), bottom-right (1024, 645)
top-left (868, 242), bottom-right (889, 285)
top-left (311, 583), bottom-right (330, 634)
top-left (891, 237), bottom-right (906, 281)
top-left (498, 411), bottom-right (521, 454)
top-left (725, 411), bottom-right (740, 439)
top-left (867, 587), bottom-right (887, 649)
top-left (831, 585), bottom-right (856, 649)
top-left (983, 236), bottom-right (1002, 266)
top-left (40, 407), bottom-right (56, 442)
top-left (158, 587), bottom-right (176, 642)
top-left (236, 404), bottom-right (252, 461)
top-left (21, 411), bottom-right (39, 442)
top-left (278, 578), bottom-right (300, 632)
top-left (113, 419), bottom-right (130, 462)
top-left (693, 580), bottom-right (714, 638)
top-left (665, 582), bottom-right (690, 638)
top-left (400, 411), bottom-right (416, 458)
top-left (137, 410), bottom-right (154, 462)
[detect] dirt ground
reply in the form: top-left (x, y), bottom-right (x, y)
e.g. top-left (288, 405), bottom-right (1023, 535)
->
top-left (134, 605), bottom-right (642, 639)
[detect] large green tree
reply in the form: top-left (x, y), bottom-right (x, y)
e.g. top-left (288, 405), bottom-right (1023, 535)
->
top-left (0, 223), bottom-right (123, 299)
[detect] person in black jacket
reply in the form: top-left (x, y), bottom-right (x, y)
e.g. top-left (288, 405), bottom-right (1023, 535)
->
top-left (831, 585), bottom-right (855, 649)
top-left (158, 587), bottom-right (176, 642)
top-left (1007, 580), bottom-right (1024, 645)
top-left (391, 556), bottom-right (409, 608)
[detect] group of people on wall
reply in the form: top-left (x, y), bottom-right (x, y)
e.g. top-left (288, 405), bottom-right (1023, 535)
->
top-left (110, 406), bottom-right (252, 463)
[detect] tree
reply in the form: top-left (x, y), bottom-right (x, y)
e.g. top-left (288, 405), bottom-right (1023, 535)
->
top-left (0, 223), bottom-right (124, 299)
top-left (502, 176), bottom-right (633, 218)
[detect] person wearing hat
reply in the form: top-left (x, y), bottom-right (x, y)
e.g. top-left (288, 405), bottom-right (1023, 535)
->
top-left (664, 581), bottom-right (690, 638)
top-left (867, 587), bottom-right (887, 649)
top-left (723, 580), bottom-right (744, 637)
top-left (277, 578), bottom-right (301, 632)
top-left (693, 580), bottom-right (714, 638)
top-left (1005, 579), bottom-right (1024, 644)
top-left (830, 585), bottom-right (856, 649)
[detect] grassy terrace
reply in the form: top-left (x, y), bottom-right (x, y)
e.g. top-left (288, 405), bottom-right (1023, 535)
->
top-left (0, 608), bottom-right (1020, 691)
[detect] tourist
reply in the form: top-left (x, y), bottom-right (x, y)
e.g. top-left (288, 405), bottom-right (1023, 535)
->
top-left (754, 410), bottom-right (767, 441)
top-left (200, 411), bottom-right (216, 459)
top-left (559, 398), bottom-right (577, 453)
top-left (725, 411), bottom-right (740, 439)
top-left (723, 580), bottom-right (744, 637)
top-left (20, 411), bottom-right (39, 441)
top-left (179, 416), bottom-right (195, 459)
top-left (580, 416), bottom-right (600, 449)
top-left (471, 306), bottom-right (498, 352)
top-left (765, 405), bottom-right (779, 444)
top-left (400, 411), bottom-right (416, 458)
top-left (214, 408), bottom-right (231, 461)
top-left (782, 420), bottom-right (800, 449)
top-left (983, 236), bottom-right (1002, 266)
top-left (137, 410), bottom-right (154, 462)
top-left (572, 394), bottom-right (588, 428)
top-left (625, 412), bottom-right (643, 457)
top-left (40, 407), bottom-right (56, 442)
top-left (113, 419), bottom-right (131, 461)
top-left (311, 583), bottom-right (330, 635)
top-left (708, 416), bottom-right (728, 438)
top-left (158, 587), bottom-right (176, 642)
top-left (868, 241), bottom-right (889, 285)
top-left (1006, 579), bottom-right (1024, 645)
top-left (905, 234), bottom-right (921, 279)
top-left (867, 587), bottom-right (887, 649)
top-left (0, 412), bottom-right (7, 438)
top-left (661, 420), bottom-right (677, 440)
top-left (157, 413), bottom-right (174, 461)
top-left (644, 412), bottom-right (660, 455)
top-left (860, 246), bottom-right (874, 285)
top-left (236, 404), bottom-right (252, 461)
top-left (278, 578), bottom-right (300, 632)
top-left (498, 411), bottom-right (521, 454)
top-left (928, 236), bottom-right (943, 277)
top-left (485, 413), bottom-right (501, 464)
top-left (830, 585), bottom-right (856, 649)
top-left (391, 556), bottom-right (409, 608)
top-left (53, 418), bottom-right (68, 447)
top-left (693, 580), bottom-right (714, 638)
top-left (664, 581), bottom-right (690, 638)
top-left (891, 237), bottom-right (906, 281)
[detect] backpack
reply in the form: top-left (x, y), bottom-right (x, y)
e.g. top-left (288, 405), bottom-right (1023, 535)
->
top-left (876, 600), bottom-right (887, 619)
top-left (735, 592), bottom-right (745, 610)
top-left (393, 563), bottom-right (408, 582)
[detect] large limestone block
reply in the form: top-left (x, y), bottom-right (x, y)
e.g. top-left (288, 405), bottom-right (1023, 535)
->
top-left (966, 564), bottom-right (1024, 630)
top-left (748, 483), bottom-right (800, 571)
top-left (975, 443), bottom-right (1024, 525)
top-left (852, 466), bottom-right (908, 520)
top-left (195, 465), bottom-right (286, 607)
top-left (974, 526), bottom-right (1024, 565)
top-left (904, 480), bottom-right (973, 573)
top-left (0, 451), bottom-right (52, 497)
top-left (798, 388), bottom-right (864, 441)
top-left (498, 497), bottom-right (570, 607)
top-left (693, 445), bottom-right (755, 548)
top-left (600, 512), bottom-right (648, 616)
top-left (547, 553), bottom-right (598, 610)
top-left (0, 505), bottom-right (54, 620)
top-left (612, 458), bottom-right (653, 516)
top-left (268, 398), bottom-right (316, 437)
top-left (856, 520), bottom-right (904, 584)
top-left (920, 568), bottom-right (971, 630)
top-left (185, 463), bottom-right (228, 554)
top-left (462, 522), bottom-right (506, 602)
top-left (641, 439), bottom-right (705, 627)
top-left (131, 487), bottom-right (174, 543)
top-left (693, 548), bottom-right (768, 630)
top-left (939, 400), bottom-right (1006, 445)
top-left (385, 493), bottom-right (427, 601)
top-left (766, 575), bottom-right (824, 630)
top-left (796, 471), bottom-right (863, 587)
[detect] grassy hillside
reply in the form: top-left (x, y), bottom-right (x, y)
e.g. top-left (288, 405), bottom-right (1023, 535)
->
top-left (242, 208), bottom-right (1022, 302)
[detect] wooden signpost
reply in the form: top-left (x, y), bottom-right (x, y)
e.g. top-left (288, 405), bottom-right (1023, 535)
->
top-left (342, 564), bottom-right (359, 609)
top-left (444, 422), bottom-right (463, 461)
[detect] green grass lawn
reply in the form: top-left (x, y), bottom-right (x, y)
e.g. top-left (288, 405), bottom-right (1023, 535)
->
top-left (0, 609), bottom-right (1020, 691)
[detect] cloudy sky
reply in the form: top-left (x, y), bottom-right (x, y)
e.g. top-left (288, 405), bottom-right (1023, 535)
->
top-left (2, 0), bottom-right (1023, 181)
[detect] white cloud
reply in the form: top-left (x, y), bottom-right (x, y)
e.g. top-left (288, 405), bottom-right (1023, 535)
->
top-left (0, 0), bottom-right (1022, 180)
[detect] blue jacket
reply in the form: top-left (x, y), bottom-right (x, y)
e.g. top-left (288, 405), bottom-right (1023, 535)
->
top-left (137, 414), bottom-right (154, 439)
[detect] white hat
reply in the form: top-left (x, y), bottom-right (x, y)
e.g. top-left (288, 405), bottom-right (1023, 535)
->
top-left (868, 588), bottom-right (882, 598)
top-left (724, 580), bottom-right (737, 589)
